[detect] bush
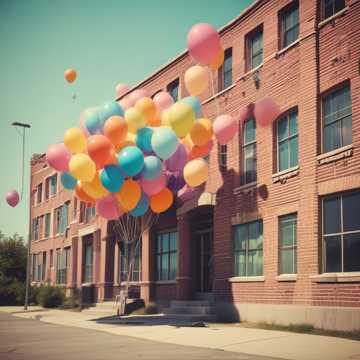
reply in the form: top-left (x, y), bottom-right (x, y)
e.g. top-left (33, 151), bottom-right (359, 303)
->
top-left (36, 285), bottom-right (65, 308)
top-left (0, 275), bottom-right (25, 305)
top-left (60, 288), bottom-right (81, 309)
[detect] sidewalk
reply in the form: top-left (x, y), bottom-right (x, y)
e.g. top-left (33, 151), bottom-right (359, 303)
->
top-left (1, 307), bottom-right (360, 360)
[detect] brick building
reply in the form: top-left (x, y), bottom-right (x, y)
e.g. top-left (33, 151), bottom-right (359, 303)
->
top-left (30, 0), bottom-right (360, 330)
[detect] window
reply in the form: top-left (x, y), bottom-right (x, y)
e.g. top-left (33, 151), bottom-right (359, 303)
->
top-left (55, 202), bottom-right (69, 234)
top-left (280, 1), bottom-right (299, 48)
top-left (218, 144), bottom-right (227, 169)
top-left (83, 241), bottom-right (93, 283)
top-left (279, 214), bottom-right (297, 274)
top-left (119, 242), bottom-right (141, 282)
top-left (42, 252), bottom-right (47, 281)
top-left (56, 247), bottom-right (70, 284)
top-left (322, 85), bottom-right (352, 153)
top-left (44, 213), bottom-right (51, 238)
top-left (277, 109), bottom-right (298, 171)
top-left (167, 78), bottom-right (179, 101)
top-left (44, 175), bottom-right (56, 200)
top-left (247, 26), bottom-right (263, 70)
top-left (218, 48), bottom-right (232, 91)
top-left (234, 220), bottom-right (263, 276)
top-left (73, 198), bottom-right (78, 220)
top-left (85, 206), bottom-right (96, 223)
top-left (36, 183), bottom-right (42, 204)
top-left (322, 190), bottom-right (360, 273)
top-left (32, 254), bottom-right (37, 281)
top-left (322, 0), bottom-right (346, 20)
top-left (32, 252), bottom-right (45, 282)
top-left (32, 217), bottom-right (40, 240)
top-left (50, 249), bottom-right (54, 267)
top-left (156, 231), bottom-right (177, 280)
top-left (241, 118), bottom-right (257, 185)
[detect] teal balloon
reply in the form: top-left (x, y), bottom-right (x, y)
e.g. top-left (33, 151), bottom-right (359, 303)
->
top-left (60, 172), bottom-right (77, 189)
top-left (142, 156), bottom-right (162, 180)
top-left (100, 165), bottom-right (124, 193)
top-left (99, 101), bottom-right (124, 125)
top-left (85, 111), bottom-right (101, 134)
top-left (151, 127), bottom-right (178, 160)
top-left (117, 146), bottom-right (144, 177)
top-left (130, 192), bottom-right (149, 217)
top-left (136, 127), bottom-right (153, 152)
top-left (181, 96), bottom-right (202, 118)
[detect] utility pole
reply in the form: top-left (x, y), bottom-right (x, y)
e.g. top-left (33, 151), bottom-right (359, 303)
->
top-left (12, 122), bottom-right (31, 310)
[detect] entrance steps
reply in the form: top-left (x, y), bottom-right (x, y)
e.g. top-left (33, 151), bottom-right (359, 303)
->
top-left (163, 293), bottom-right (217, 322)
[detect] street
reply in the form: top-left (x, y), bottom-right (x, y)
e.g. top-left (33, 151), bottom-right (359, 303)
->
top-left (0, 313), bottom-right (281, 360)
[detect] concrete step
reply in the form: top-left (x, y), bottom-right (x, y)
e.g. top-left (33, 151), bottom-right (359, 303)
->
top-left (163, 306), bottom-right (216, 315)
top-left (194, 292), bottom-right (215, 301)
top-left (170, 300), bottom-right (214, 307)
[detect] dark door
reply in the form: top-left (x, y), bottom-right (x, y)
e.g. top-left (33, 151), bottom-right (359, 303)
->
top-left (194, 230), bottom-right (213, 292)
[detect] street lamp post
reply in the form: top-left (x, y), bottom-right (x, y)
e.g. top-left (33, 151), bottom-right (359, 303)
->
top-left (12, 122), bottom-right (31, 310)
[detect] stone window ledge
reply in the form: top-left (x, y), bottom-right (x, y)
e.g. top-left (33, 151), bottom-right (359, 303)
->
top-left (318, 7), bottom-right (349, 29)
top-left (276, 274), bottom-right (297, 282)
top-left (317, 144), bottom-right (353, 165)
top-left (233, 182), bottom-right (257, 195)
top-left (310, 272), bottom-right (360, 283)
top-left (228, 276), bottom-right (265, 283)
top-left (272, 166), bottom-right (299, 184)
top-left (202, 83), bottom-right (236, 105)
top-left (237, 64), bottom-right (263, 82)
top-left (154, 280), bottom-right (177, 285)
top-left (275, 39), bottom-right (300, 58)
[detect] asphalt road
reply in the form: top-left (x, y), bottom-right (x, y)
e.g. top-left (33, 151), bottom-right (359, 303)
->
top-left (0, 312), bottom-right (282, 360)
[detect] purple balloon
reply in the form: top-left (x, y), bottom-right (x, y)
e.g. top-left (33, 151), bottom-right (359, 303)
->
top-left (166, 171), bottom-right (186, 193)
top-left (165, 143), bottom-right (187, 172)
top-left (6, 190), bottom-right (20, 207)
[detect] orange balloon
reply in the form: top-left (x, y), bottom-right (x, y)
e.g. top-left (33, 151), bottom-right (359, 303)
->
top-left (189, 118), bottom-right (213, 146)
top-left (147, 117), bottom-right (161, 127)
top-left (116, 133), bottom-right (136, 152)
top-left (135, 97), bottom-right (156, 124)
top-left (181, 135), bottom-right (194, 153)
top-left (189, 139), bottom-right (213, 160)
top-left (87, 135), bottom-right (115, 169)
top-left (150, 188), bottom-right (173, 213)
top-left (115, 179), bottom-right (141, 211)
top-left (82, 172), bottom-right (109, 199)
top-left (75, 182), bottom-right (95, 204)
top-left (104, 116), bottom-right (128, 147)
top-left (209, 47), bottom-right (224, 71)
top-left (65, 69), bottom-right (77, 83)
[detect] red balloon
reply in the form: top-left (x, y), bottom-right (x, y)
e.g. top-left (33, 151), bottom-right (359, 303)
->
top-left (87, 135), bottom-right (115, 169)
top-left (254, 98), bottom-right (280, 127)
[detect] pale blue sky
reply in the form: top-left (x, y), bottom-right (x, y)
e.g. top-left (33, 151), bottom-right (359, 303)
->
top-left (0, 0), bottom-right (253, 238)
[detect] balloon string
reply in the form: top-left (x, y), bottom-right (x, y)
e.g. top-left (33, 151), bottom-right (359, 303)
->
top-left (209, 70), bottom-right (221, 118)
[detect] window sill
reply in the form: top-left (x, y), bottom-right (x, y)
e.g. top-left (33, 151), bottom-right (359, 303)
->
top-left (201, 83), bottom-right (236, 105)
top-left (237, 64), bottom-right (263, 82)
top-left (228, 276), bottom-right (264, 283)
top-left (272, 166), bottom-right (299, 184)
top-left (233, 182), bottom-right (257, 194)
top-left (276, 274), bottom-right (297, 282)
top-left (275, 39), bottom-right (300, 58)
top-left (317, 144), bottom-right (353, 165)
top-left (154, 280), bottom-right (177, 285)
top-left (310, 272), bottom-right (360, 283)
top-left (318, 7), bottom-right (349, 29)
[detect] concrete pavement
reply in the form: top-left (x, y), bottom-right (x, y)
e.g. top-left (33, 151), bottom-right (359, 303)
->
top-left (1, 307), bottom-right (360, 360)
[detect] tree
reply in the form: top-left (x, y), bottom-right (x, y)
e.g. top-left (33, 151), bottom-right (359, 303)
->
top-left (0, 232), bottom-right (27, 305)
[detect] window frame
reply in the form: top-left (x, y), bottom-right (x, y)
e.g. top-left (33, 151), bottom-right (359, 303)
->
top-left (218, 47), bottom-right (233, 91)
top-left (155, 230), bottom-right (178, 281)
top-left (83, 241), bottom-right (93, 283)
top-left (44, 213), bottom-right (51, 238)
top-left (278, 213), bottom-right (297, 275)
top-left (56, 247), bottom-right (70, 285)
top-left (36, 183), bottom-right (42, 204)
top-left (118, 241), bottom-right (142, 283)
top-left (166, 78), bottom-right (180, 102)
top-left (246, 25), bottom-right (263, 72)
top-left (321, 0), bottom-right (346, 21)
top-left (279, 1), bottom-right (299, 49)
top-left (241, 118), bottom-right (257, 185)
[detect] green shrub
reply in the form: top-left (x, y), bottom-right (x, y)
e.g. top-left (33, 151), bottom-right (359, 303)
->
top-left (36, 285), bottom-right (65, 308)
top-left (0, 275), bottom-right (25, 305)
top-left (60, 288), bottom-right (81, 309)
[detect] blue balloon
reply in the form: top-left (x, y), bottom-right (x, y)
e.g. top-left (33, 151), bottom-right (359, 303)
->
top-left (60, 172), bottom-right (77, 190)
top-left (142, 156), bottom-right (162, 180)
top-left (130, 192), bottom-right (149, 217)
top-left (100, 165), bottom-right (124, 193)
top-left (136, 127), bottom-right (153, 152)
top-left (181, 96), bottom-right (202, 118)
top-left (99, 101), bottom-right (124, 125)
top-left (151, 128), bottom-right (178, 160)
top-left (85, 111), bottom-right (101, 134)
top-left (117, 146), bottom-right (144, 177)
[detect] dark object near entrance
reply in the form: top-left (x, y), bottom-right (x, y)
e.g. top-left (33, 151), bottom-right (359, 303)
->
top-left (81, 284), bottom-right (95, 305)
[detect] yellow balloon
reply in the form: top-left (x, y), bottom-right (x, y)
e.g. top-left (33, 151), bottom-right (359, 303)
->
top-left (168, 102), bottom-right (195, 138)
top-left (184, 65), bottom-right (208, 96)
top-left (64, 127), bottom-right (87, 153)
top-left (161, 109), bottom-right (171, 126)
top-left (116, 133), bottom-right (136, 152)
top-left (135, 97), bottom-right (156, 124)
top-left (189, 118), bottom-right (213, 146)
top-left (82, 173), bottom-right (108, 199)
top-left (69, 153), bottom-right (96, 182)
top-left (115, 179), bottom-right (141, 211)
top-left (183, 158), bottom-right (209, 187)
top-left (125, 107), bottom-right (145, 134)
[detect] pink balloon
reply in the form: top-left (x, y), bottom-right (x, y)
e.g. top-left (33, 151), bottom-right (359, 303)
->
top-left (213, 115), bottom-right (238, 145)
top-left (96, 194), bottom-right (122, 220)
top-left (187, 23), bottom-right (221, 65)
top-left (127, 89), bottom-right (149, 107)
top-left (6, 190), bottom-right (19, 207)
top-left (115, 83), bottom-right (130, 98)
top-left (254, 98), bottom-right (280, 127)
top-left (46, 143), bottom-right (71, 171)
top-left (238, 104), bottom-right (254, 126)
top-left (140, 173), bottom-right (166, 196)
top-left (165, 143), bottom-right (187, 172)
top-left (153, 91), bottom-right (174, 115)
top-left (118, 97), bottom-right (132, 111)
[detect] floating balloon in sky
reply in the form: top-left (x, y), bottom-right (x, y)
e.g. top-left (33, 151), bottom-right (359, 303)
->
top-left (6, 190), bottom-right (19, 207)
top-left (64, 69), bottom-right (77, 83)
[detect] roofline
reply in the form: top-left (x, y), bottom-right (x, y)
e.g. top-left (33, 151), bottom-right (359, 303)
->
top-left (116, 0), bottom-right (262, 100)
